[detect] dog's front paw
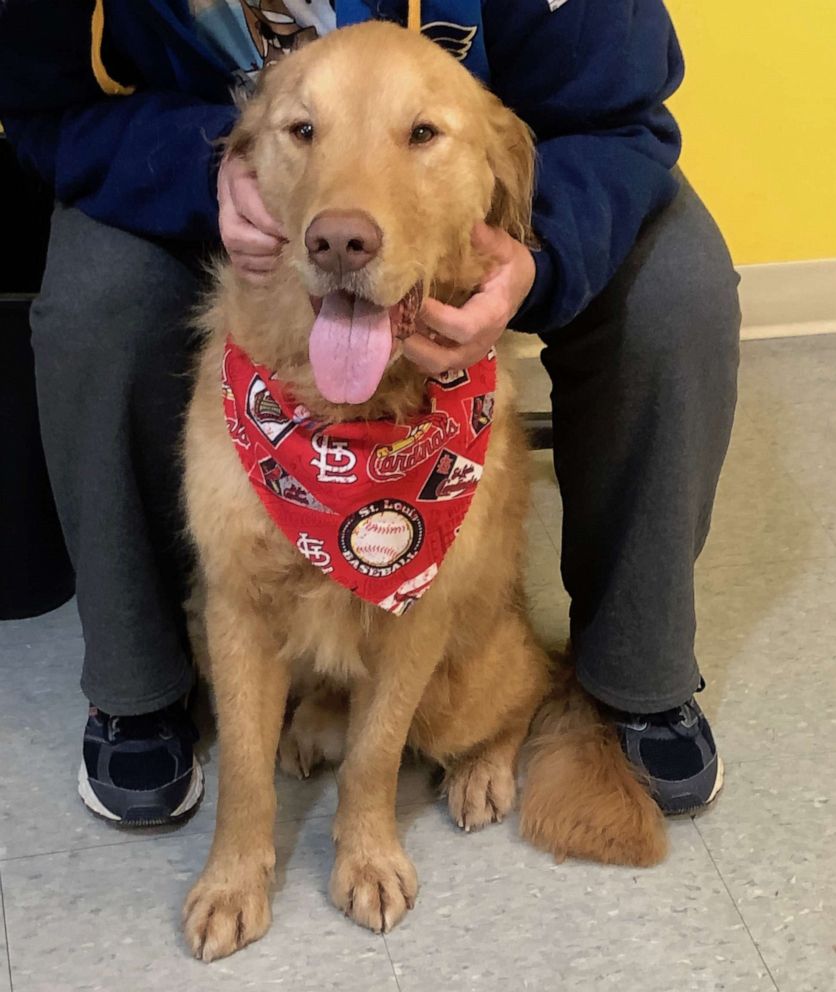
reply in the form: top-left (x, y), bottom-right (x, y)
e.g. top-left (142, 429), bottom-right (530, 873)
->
top-left (183, 866), bottom-right (272, 962)
top-left (329, 841), bottom-right (418, 933)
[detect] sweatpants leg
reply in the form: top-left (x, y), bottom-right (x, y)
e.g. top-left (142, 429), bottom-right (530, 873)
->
top-left (29, 204), bottom-right (203, 715)
top-left (539, 177), bottom-right (741, 712)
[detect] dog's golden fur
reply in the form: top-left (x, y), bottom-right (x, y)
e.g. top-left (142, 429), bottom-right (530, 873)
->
top-left (182, 22), bottom-right (665, 962)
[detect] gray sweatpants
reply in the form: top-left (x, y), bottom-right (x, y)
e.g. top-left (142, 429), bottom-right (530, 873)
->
top-left (29, 176), bottom-right (739, 715)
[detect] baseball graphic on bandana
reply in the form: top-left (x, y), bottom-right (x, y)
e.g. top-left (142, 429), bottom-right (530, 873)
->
top-left (351, 511), bottom-right (413, 566)
top-left (340, 500), bottom-right (424, 577)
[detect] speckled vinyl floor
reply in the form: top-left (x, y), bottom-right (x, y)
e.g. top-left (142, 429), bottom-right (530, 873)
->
top-left (1, 336), bottom-right (835, 992)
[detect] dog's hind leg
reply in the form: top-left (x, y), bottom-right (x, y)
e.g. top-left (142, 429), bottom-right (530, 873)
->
top-left (415, 611), bottom-right (551, 833)
top-left (183, 588), bottom-right (291, 962)
top-left (442, 719), bottom-right (529, 832)
top-left (279, 688), bottom-right (348, 779)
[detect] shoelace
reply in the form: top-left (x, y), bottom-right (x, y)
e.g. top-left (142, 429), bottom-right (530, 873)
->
top-left (89, 705), bottom-right (182, 743)
top-left (656, 700), bottom-right (701, 738)
top-left (618, 678), bottom-right (706, 738)
top-left (110, 711), bottom-right (175, 742)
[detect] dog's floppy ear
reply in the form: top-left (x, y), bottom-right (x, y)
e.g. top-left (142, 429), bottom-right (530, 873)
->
top-left (224, 56), bottom-right (298, 159)
top-left (224, 87), bottom-right (271, 160)
top-left (483, 93), bottom-right (537, 246)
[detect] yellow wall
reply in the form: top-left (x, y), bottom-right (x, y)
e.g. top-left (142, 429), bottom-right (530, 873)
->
top-left (667, 1), bottom-right (836, 264)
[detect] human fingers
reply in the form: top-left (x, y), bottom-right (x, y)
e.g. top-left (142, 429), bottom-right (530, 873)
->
top-left (221, 213), bottom-right (282, 255)
top-left (419, 293), bottom-right (506, 344)
top-left (228, 161), bottom-right (285, 238)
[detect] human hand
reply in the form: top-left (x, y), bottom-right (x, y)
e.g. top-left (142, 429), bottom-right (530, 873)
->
top-left (402, 222), bottom-right (536, 374)
top-left (218, 153), bottom-right (287, 284)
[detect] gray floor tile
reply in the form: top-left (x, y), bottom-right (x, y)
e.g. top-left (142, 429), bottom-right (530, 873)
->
top-left (514, 354), bottom-right (552, 414)
top-left (0, 872), bottom-right (11, 992)
top-left (524, 516), bottom-right (570, 652)
top-left (396, 754), bottom-right (439, 808)
top-left (2, 826), bottom-right (398, 992)
top-left (524, 473), bottom-right (570, 652)
top-left (758, 400), bottom-right (836, 546)
top-left (696, 753), bottom-right (836, 992)
top-left (698, 414), bottom-right (836, 569)
top-left (736, 336), bottom-right (836, 548)
top-left (738, 336), bottom-right (836, 422)
top-left (385, 808), bottom-right (775, 992)
top-left (528, 448), bottom-right (562, 552)
top-left (695, 557), bottom-right (836, 762)
top-left (0, 598), bottom-right (81, 650)
top-left (0, 637), bottom-right (338, 861)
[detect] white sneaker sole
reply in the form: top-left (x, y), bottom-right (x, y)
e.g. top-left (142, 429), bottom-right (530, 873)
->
top-left (77, 758), bottom-right (205, 823)
top-left (706, 754), bottom-right (725, 805)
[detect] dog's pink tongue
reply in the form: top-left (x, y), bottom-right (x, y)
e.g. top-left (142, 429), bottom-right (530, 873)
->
top-left (309, 292), bottom-right (393, 404)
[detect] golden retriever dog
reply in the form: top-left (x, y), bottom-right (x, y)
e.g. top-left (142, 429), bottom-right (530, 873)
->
top-left (182, 21), bottom-right (666, 962)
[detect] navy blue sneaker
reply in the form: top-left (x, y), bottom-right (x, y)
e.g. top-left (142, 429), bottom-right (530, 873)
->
top-left (79, 702), bottom-right (204, 826)
top-left (614, 685), bottom-right (724, 816)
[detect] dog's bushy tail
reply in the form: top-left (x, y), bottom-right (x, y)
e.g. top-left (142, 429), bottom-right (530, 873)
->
top-left (519, 664), bottom-right (668, 867)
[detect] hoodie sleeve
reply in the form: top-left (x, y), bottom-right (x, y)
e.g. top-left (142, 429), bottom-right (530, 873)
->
top-left (3, 98), bottom-right (238, 243)
top-left (0, 1), bottom-right (237, 243)
top-left (483, 0), bottom-right (684, 334)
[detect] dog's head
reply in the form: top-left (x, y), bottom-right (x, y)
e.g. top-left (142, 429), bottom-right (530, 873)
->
top-left (227, 21), bottom-right (535, 404)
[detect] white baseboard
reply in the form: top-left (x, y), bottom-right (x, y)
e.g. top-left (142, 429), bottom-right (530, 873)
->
top-left (741, 320), bottom-right (836, 341)
top-left (738, 258), bottom-right (836, 341)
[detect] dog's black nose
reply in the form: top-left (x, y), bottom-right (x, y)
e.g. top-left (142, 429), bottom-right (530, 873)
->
top-left (305, 210), bottom-right (382, 273)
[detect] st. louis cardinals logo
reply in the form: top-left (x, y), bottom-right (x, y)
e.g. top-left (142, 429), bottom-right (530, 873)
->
top-left (428, 367), bottom-right (470, 391)
top-left (470, 393), bottom-right (495, 437)
top-left (246, 374), bottom-right (302, 446)
top-left (339, 499), bottom-right (424, 577)
top-left (310, 431), bottom-right (357, 484)
top-left (377, 564), bottom-right (439, 616)
top-left (419, 449), bottom-right (483, 502)
top-left (259, 458), bottom-right (330, 512)
top-left (368, 411), bottom-right (459, 482)
top-left (295, 532), bottom-right (333, 573)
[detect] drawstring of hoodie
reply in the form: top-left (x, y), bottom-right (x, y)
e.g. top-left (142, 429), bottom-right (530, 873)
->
top-left (407, 0), bottom-right (422, 33)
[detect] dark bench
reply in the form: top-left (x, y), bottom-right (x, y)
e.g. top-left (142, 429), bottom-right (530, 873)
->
top-left (0, 134), bottom-right (74, 620)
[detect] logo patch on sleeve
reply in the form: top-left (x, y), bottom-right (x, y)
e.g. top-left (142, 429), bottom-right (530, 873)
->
top-left (421, 22), bottom-right (478, 62)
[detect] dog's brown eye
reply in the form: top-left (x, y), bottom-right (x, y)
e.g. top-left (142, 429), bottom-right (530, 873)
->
top-left (289, 121), bottom-right (314, 143)
top-left (410, 123), bottom-right (438, 146)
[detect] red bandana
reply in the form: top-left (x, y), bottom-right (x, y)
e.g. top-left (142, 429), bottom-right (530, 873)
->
top-left (221, 338), bottom-right (496, 615)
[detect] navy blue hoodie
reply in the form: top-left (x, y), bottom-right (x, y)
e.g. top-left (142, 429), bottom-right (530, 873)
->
top-left (0, 0), bottom-right (684, 333)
